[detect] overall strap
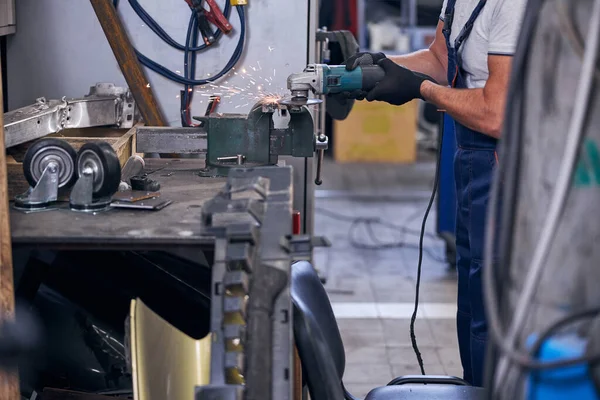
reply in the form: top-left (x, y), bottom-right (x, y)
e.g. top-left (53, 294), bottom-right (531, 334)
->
top-left (442, 0), bottom-right (459, 39)
top-left (454, 0), bottom-right (487, 51)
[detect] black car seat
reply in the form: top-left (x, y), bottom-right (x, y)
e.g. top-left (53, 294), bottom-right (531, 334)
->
top-left (291, 261), bottom-right (486, 400)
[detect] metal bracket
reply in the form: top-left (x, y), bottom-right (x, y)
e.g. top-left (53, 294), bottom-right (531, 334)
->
top-left (198, 166), bottom-right (294, 400)
top-left (221, 176), bottom-right (269, 199)
top-left (14, 163), bottom-right (60, 210)
top-left (201, 198), bottom-right (265, 234)
top-left (201, 175), bottom-right (270, 233)
top-left (69, 168), bottom-right (112, 212)
top-left (281, 234), bottom-right (332, 261)
top-left (4, 83), bottom-right (139, 148)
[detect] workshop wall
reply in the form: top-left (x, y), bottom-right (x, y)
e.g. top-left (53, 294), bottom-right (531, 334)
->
top-left (6, 0), bottom-right (310, 125)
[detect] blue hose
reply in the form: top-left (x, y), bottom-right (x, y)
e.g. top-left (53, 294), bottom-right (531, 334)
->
top-left (182, 10), bottom-right (199, 125)
top-left (126, 0), bottom-right (232, 52)
top-left (114, 1), bottom-right (246, 125)
top-left (136, 6), bottom-right (246, 86)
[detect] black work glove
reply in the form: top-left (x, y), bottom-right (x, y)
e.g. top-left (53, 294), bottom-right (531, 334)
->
top-left (366, 58), bottom-right (436, 106)
top-left (334, 52), bottom-right (387, 100)
top-left (344, 51), bottom-right (387, 71)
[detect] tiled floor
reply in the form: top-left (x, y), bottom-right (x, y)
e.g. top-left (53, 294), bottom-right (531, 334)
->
top-left (314, 158), bottom-right (462, 398)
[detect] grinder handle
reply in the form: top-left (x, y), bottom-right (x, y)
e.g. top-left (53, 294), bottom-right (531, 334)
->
top-left (360, 65), bottom-right (386, 92)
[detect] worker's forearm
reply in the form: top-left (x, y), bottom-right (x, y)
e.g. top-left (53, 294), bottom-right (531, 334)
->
top-left (389, 50), bottom-right (448, 86)
top-left (420, 81), bottom-right (503, 138)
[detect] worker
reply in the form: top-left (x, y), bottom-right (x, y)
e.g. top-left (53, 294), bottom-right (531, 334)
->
top-left (342, 0), bottom-right (525, 387)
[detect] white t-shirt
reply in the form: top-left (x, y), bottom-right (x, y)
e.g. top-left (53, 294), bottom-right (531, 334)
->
top-left (439, 0), bottom-right (526, 89)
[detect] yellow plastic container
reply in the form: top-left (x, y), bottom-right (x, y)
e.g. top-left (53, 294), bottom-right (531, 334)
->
top-left (334, 100), bottom-right (418, 163)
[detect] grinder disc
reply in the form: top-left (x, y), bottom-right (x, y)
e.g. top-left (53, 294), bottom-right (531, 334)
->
top-left (278, 97), bottom-right (323, 107)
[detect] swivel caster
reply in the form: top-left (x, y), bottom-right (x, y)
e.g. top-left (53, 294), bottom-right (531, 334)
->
top-left (14, 138), bottom-right (78, 211)
top-left (69, 142), bottom-right (121, 212)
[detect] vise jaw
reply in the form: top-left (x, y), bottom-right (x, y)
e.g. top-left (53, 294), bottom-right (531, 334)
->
top-left (196, 102), bottom-right (316, 177)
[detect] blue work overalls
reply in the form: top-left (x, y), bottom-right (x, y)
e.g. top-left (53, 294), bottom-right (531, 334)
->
top-left (442, 0), bottom-right (496, 387)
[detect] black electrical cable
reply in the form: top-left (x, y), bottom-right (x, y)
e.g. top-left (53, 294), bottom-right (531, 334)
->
top-left (314, 206), bottom-right (446, 263)
top-left (410, 125), bottom-right (444, 376)
top-left (181, 13), bottom-right (195, 126)
top-left (314, 159), bottom-right (446, 376)
top-left (183, 11), bottom-right (200, 126)
top-left (314, 207), bottom-right (447, 273)
top-left (347, 220), bottom-right (446, 263)
top-left (315, 206), bottom-right (439, 240)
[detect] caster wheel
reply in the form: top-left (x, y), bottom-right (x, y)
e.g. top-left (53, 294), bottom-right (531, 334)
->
top-left (23, 138), bottom-right (78, 189)
top-left (76, 142), bottom-right (121, 198)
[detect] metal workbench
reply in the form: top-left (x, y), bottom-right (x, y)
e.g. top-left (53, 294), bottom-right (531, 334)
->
top-left (9, 159), bottom-right (297, 400)
top-left (10, 159), bottom-right (227, 249)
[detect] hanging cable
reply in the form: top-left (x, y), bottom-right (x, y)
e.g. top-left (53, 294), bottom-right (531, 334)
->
top-left (182, 12), bottom-right (199, 126)
top-left (408, 127), bottom-right (443, 376)
top-left (133, 6), bottom-right (246, 86)
top-left (115, 0), bottom-right (246, 126)
top-left (125, 0), bottom-right (231, 52)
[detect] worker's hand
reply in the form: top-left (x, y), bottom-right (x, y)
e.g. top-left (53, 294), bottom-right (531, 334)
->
top-left (366, 58), bottom-right (436, 106)
top-left (342, 52), bottom-right (387, 100)
top-left (326, 93), bottom-right (355, 121)
top-left (344, 52), bottom-right (387, 71)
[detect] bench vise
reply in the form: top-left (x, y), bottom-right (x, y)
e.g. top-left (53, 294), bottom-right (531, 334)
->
top-left (136, 101), bottom-right (328, 183)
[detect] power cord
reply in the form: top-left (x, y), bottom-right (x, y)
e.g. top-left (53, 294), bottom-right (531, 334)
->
top-left (316, 134), bottom-right (445, 376)
top-left (410, 130), bottom-right (443, 375)
top-left (315, 206), bottom-right (439, 240)
top-left (314, 207), bottom-right (445, 263)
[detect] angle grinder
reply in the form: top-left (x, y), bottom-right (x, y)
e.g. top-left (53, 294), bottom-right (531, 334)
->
top-left (281, 63), bottom-right (385, 107)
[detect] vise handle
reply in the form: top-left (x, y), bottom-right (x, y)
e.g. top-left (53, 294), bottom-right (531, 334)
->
top-left (314, 134), bottom-right (328, 186)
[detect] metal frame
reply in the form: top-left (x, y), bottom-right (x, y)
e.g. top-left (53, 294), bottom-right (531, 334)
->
top-left (284, 0), bottom-right (319, 242)
top-left (4, 83), bottom-right (137, 149)
top-left (10, 161), bottom-right (300, 399)
top-left (197, 166), bottom-right (295, 400)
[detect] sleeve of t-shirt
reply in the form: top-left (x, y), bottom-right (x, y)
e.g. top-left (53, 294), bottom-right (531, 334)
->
top-left (439, 0), bottom-right (448, 21)
top-left (488, 0), bottom-right (527, 55)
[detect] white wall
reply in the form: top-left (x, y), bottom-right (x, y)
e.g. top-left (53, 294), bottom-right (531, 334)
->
top-left (6, 0), bottom-right (309, 125)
